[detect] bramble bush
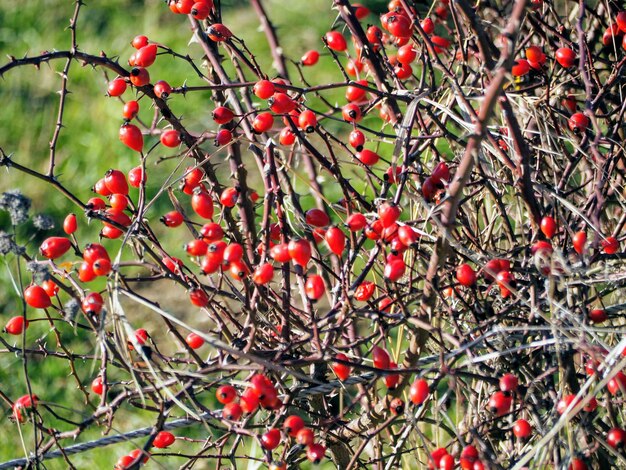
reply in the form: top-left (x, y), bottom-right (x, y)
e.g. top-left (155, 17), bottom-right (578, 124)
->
top-left (0, 0), bottom-right (625, 468)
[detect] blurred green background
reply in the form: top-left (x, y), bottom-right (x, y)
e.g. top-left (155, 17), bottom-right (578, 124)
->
top-left (0, 0), bottom-right (399, 468)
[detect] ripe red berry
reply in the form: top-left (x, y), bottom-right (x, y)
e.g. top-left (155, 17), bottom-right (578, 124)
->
top-left (301, 49), bottom-right (320, 66)
top-left (296, 427), bottom-right (314, 445)
top-left (342, 103), bottom-right (362, 122)
top-left (207, 23), bottom-right (233, 42)
top-left (572, 230), bottom-right (586, 255)
top-left (325, 226), bottom-right (346, 255)
top-left (456, 263), bottom-right (476, 287)
top-left (160, 129), bottom-right (181, 147)
top-left (128, 166), bottom-right (146, 188)
top-left (607, 428), bottom-right (626, 449)
top-left (5, 316), bottom-right (28, 335)
top-left (189, 288), bottom-right (209, 307)
top-left (607, 371), bottom-right (626, 395)
top-left (261, 428), bottom-right (281, 450)
top-left (42, 279), bottom-right (59, 297)
top-left (332, 353), bottom-right (351, 380)
top-left (268, 93), bottom-right (296, 114)
top-left (357, 149), bottom-right (380, 166)
top-left (555, 47), bottom-right (576, 68)
top-left (372, 345), bottom-right (390, 369)
top-left (306, 443), bottom-right (326, 464)
top-left (382, 13), bottom-right (412, 38)
top-left (24, 285), bottom-right (52, 309)
top-left (153, 431), bottom-right (175, 448)
top-left (119, 124), bottom-right (143, 152)
top-left (161, 211), bottom-right (184, 227)
top-left (305, 208), bottom-right (330, 227)
top-left (488, 391), bottom-right (512, 416)
top-left (409, 378), bottom-right (429, 405)
top-left (252, 112), bottom-right (274, 133)
top-left (278, 127), bottom-right (296, 145)
top-left (325, 31), bottom-right (347, 51)
top-left (288, 239), bottom-right (311, 266)
top-left (305, 274), bottom-right (325, 300)
top-left (82, 292), bottom-right (104, 315)
top-left (499, 373), bottom-right (518, 392)
top-left (346, 213), bottom-right (367, 231)
top-left (40, 237), bottom-right (71, 259)
top-left (191, 1), bottom-right (212, 19)
top-left (186, 332), bottom-right (204, 349)
top-left (92, 258), bottom-right (112, 276)
top-left (384, 258), bottom-right (406, 281)
top-left (216, 385), bottom-right (237, 404)
top-left (601, 236), bottom-right (620, 254)
top-left (513, 419), bottom-right (532, 439)
top-left (108, 78), bottom-right (127, 97)
top-left (283, 415), bottom-right (305, 437)
top-left (129, 67), bottom-right (150, 87)
top-left (191, 190), bottom-right (214, 219)
top-left (511, 59), bottom-right (530, 77)
top-left (540, 216), bottom-right (557, 239)
top-left (252, 263), bottom-right (274, 285)
top-left (253, 79), bottom-right (275, 99)
top-left (568, 112), bottom-right (589, 134)
top-left (588, 308), bottom-right (607, 323)
top-left (298, 109), bottom-right (317, 132)
top-left (421, 17), bottom-right (435, 34)
top-left (378, 202), bottom-right (401, 228)
top-left (91, 376), bottom-right (104, 395)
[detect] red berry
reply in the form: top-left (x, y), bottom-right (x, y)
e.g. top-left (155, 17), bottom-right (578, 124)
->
top-left (253, 79), bottom-right (274, 99)
top-left (283, 415), bottom-right (305, 437)
top-left (129, 67), bottom-right (150, 87)
top-left (191, 1), bottom-right (212, 19)
top-left (325, 31), bottom-right (347, 51)
top-left (252, 112), bottom-right (274, 133)
top-left (607, 428), bottom-right (626, 449)
top-left (306, 443), bottom-right (326, 464)
top-left (153, 80), bottom-right (172, 99)
top-left (488, 391), bottom-right (512, 416)
top-left (342, 103), bottom-right (362, 122)
top-left (372, 345), bottom-right (390, 369)
top-left (589, 308), bottom-right (607, 324)
top-left (119, 124), bottom-right (143, 152)
top-left (305, 208), bottom-right (330, 227)
top-left (325, 226), bottom-right (346, 255)
top-left (568, 112), bottom-right (589, 134)
top-left (301, 50), bottom-right (320, 66)
top-left (378, 202), bottom-right (401, 228)
top-left (288, 239), bottom-right (311, 266)
top-left (189, 288), bottom-right (209, 307)
top-left (240, 387), bottom-right (260, 413)
top-left (279, 127), bottom-right (296, 145)
top-left (456, 263), bottom-right (476, 287)
top-left (207, 23), bottom-right (233, 42)
top-left (572, 231), bottom-right (586, 255)
top-left (160, 129), bottom-right (181, 147)
top-left (421, 17), bottom-right (435, 34)
top-left (24, 285), bottom-right (52, 309)
top-left (261, 428), bottom-right (281, 450)
top-left (92, 258), bottom-right (112, 276)
top-left (220, 187), bottom-right (239, 208)
top-left (555, 47), bottom-right (576, 68)
top-left (346, 213), bottom-right (367, 231)
top-left (40, 237), bottom-right (71, 259)
top-left (128, 166), bottom-right (146, 188)
top-left (607, 371), bottom-right (626, 395)
top-left (213, 106), bottom-right (235, 125)
top-left (108, 78), bottom-right (127, 96)
top-left (305, 274), bottom-right (325, 300)
top-left (499, 373), bottom-right (518, 392)
top-left (91, 376), bottom-right (104, 395)
top-left (186, 332), bottom-right (204, 349)
top-left (5, 316), bottom-right (28, 335)
top-left (296, 427), bottom-right (314, 446)
top-left (602, 236), bottom-right (620, 254)
top-left (511, 59), bottom-right (530, 77)
top-left (191, 190), bottom-right (214, 219)
top-left (384, 258), bottom-right (406, 281)
top-left (252, 263), bottom-right (274, 285)
top-left (332, 353), bottom-right (351, 380)
top-left (161, 211), bottom-right (184, 227)
top-left (216, 385), bottom-right (237, 404)
top-left (42, 279), bottom-right (59, 297)
top-left (513, 419), bottom-right (532, 439)
top-left (357, 149), bottom-right (380, 166)
top-left (153, 431), bottom-right (175, 448)
top-left (82, 292), bottom-right (104, 315)
top-left (409, 378), bottom-right (429, 405)
top-left (122, 100), bottom-right (139, 120)
top-left (135, 44), bottom-right (157, 67)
